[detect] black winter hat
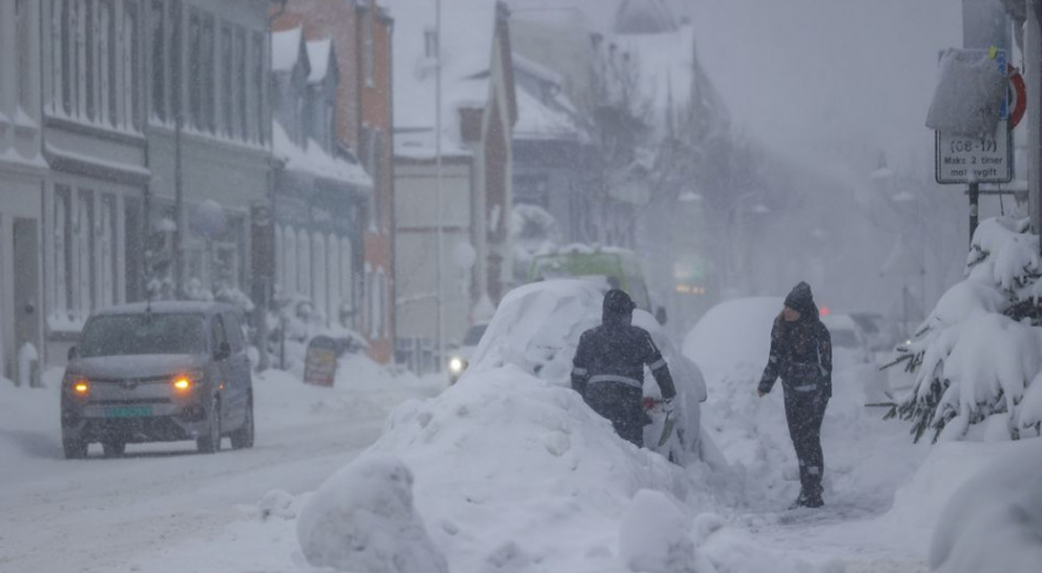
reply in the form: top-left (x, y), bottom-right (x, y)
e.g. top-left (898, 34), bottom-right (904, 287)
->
top-left (784, 281), bottom-right (816, 315)
top-left (603, 289), bottom-right (636, 319)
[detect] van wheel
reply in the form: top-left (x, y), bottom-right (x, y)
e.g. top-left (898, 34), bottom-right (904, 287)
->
top-left (102, 440), bottom-right (126, 457)
top-left (197, 398), bottom-right (222, 454)
top-left (63, 438), bottom-right (87, 459)
top-left (230, 398), bottom-right (254, 450)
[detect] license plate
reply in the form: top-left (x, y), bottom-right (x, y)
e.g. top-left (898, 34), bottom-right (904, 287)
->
top-left (105, 406), bottom-right (152, 418)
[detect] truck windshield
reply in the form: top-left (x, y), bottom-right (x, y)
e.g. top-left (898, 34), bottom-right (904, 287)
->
top-left (79, 314), bottom-right (208, 357)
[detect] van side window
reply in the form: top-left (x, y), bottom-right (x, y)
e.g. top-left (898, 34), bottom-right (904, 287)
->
top-left (224, 312), bottom-right (246, 354)
top-left (211, 315), bottom-right (227, 351)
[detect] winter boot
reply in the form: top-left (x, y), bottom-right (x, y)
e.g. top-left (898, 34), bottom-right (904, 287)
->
top-left (789, 490), bottom-right (808, 510)
top-left (802, 494), bottom-right (824, 508)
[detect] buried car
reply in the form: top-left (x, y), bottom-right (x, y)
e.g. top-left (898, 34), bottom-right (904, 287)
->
top-left (447, 323), bottom-right (488, 385)
top-left (464, 279), bottom-right (710, 465)
top-left (60, 301), bottom-right (254, 458)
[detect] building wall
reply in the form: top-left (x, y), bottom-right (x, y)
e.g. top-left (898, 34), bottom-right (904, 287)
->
top-left (394, 159), bottom-right (474, 344)
top-left (0, 0), bottom-right (46, 381)
top-left (146, 0), bottom-right (271, 299)
top-left (274, 0), bottom-right (360, 150)
top-left (358, 1), bottom-right (395, 362)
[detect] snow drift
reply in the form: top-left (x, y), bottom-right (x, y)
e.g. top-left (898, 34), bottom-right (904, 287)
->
top-left (297, 454), bottom-right (448, 573)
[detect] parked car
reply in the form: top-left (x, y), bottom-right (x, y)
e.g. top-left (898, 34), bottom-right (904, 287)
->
top-left (467, 280), bottom-right (708, 465)
top-left (60, 301), bottom-right (255, 458)
top-left (447, 323), bottom-right (488, 385)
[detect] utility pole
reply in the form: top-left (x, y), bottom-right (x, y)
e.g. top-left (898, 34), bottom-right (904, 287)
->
top-left (173, 0), bottom-right (185, 300)
top-left (435, 0), bottom-right (445, 372)
top-left (1029, 2), bottom-right (1042, 247)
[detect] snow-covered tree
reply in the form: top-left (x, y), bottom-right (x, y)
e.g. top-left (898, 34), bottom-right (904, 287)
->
top-left (896, 217), bottom-right (1042, 442)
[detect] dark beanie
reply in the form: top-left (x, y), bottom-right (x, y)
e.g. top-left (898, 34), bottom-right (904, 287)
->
top-left (784, 282), bottom-right (816, 316)
top-left (603, 289), bottom-right (636, 322)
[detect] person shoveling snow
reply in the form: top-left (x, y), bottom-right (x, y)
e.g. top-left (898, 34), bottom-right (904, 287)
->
top-left (571, 289), bottom-right (678, 448)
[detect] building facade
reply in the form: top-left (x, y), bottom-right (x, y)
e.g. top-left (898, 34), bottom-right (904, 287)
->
top-left (269, 27), bottom-right (372, 333)
top-left (388, 0), bottom-right (517, 358)
top-left (0, 0), bottom-right (46, 383)
top-left (272, 0), bottom-right (396, 363)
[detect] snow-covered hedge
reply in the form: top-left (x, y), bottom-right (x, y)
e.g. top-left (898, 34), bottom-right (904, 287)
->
top-left (898, 217), bottom-right (1042, 442)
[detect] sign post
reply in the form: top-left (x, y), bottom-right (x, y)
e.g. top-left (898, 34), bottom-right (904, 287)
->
top-left (934, 49), bottom-right (1013, 244)
top-left (303, 335), bottom-right (339, 387)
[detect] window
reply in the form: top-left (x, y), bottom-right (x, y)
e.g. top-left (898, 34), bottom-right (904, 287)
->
top-left (99, 194), bottom-right (117, 308)
top-left (297, 229), bottom-right (311, 298)
top-left (202, 15), bottom-right (216, 132)
top-left (252, 32), bottom-right (265, 143)
top-left (75, 0), bottom-right (85, 117)
top-left (340, 237), bottom-right (353, 325)
top-left (53, 186), bottom-right (73, 317)
top-left (283, 227), bottom-right (297, 297)
top-left (235, 28), bottom-right (247, 140)
top-left (125, 0), bottom-right (141, 130)
top-left (16, 0), bottom-right (31, 111)
top-left (221, 24), bottom-right (233, 137)
top-left (75, 191), bottom-right (95, 316)
top-left (372, 130), bottom-right (384, 228)
top-left (224, 312), bottom-right (246, 353)
top-left (424, 27), bottom-right (437, 59)
top-left (100, 0), bottom-right (115, 126)
top-left (188, 11), bottom-right (201, 128)
top-left (313, 233), bottom-right (327, 321)
top-left (274, 225), bottom-right (284, 294)
top-left (210, 315), bottom-right (227, 350)
top-left (363, 8), bottom-right (374, 87)
top-left (124, 196), bottom-right (143, 302)
top-left (151, 0), bottom-right (166, 121)
top-left (85, 0), bottom-right (95, 120)
top-left (328, 234), bottom-right (340, 322)
top-left (168, 0), bottom-right (181, 122)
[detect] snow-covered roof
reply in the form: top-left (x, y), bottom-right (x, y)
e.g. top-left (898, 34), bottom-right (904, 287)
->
top-left (513, 87), bottom-right (580, 140)
top-left (613, 0), bottom-right (679, 34)
top-left (272, 27), bottom-right (304, 73)
top-left (306, 38), bottom-right (333, 84)
top-left (273, 122), bottom-right (373, 188)
top-left (382, 0), bottom-right (502, 152)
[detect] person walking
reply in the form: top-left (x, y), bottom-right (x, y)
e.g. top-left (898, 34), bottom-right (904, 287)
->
top-left (758, 282), bottom-right (832, 508)
top-left (571, 289), bottom-right (677, 447)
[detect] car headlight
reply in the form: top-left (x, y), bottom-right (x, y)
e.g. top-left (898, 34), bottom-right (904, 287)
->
top-left (448, 357), bottom-right (466, 374)
top-left (171, 370), bottom-right (205, 392)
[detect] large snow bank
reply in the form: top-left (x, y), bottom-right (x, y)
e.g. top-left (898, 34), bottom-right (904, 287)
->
top-left (297, 454), bottom-right (448, 573)
top-left (370, 367), bottom-right (697, 572)
top-left (927, 440), bottom-right (1042, 573)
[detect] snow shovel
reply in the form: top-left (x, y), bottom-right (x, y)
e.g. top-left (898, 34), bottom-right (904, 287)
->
top-left (656, 409), bottom-right (676, 448)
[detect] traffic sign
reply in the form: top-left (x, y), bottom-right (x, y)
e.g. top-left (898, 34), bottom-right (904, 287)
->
top-left (935, 49), bottom-right (1012, 184)
top-left (935, 120), bottom-right (1012, 184)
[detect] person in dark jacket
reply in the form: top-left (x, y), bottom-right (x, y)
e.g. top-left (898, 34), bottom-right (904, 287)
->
top-left (571, 289), bottom-right (677, 447)
top-left (758, 282), bottom-right (832, 508)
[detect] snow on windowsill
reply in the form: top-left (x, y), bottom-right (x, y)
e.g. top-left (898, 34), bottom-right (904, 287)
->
top-left (47, 314), bottom-right (87, 335)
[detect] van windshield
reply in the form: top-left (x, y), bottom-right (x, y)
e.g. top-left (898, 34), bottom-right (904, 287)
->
top-left (79, 314), bottom-right (208, 357)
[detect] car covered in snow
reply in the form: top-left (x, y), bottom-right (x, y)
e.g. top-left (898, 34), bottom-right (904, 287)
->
top-left (465, 279), bottom-right (708, 464)
top-left (821, 313), bottom-right (872, 365)
top-left (60, 301), bottom-right (255, 458)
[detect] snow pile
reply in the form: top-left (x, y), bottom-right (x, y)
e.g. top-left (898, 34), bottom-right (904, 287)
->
top-left (898, 217), bottom-right (1042, 442)
top-left (619, 490), bottom-right (712, 573)
top-left (469, 279), bottom-right (708, 464)
top-left (297, 454), bottom-right (448, 573)
top-left (928, 440), bottom-right (1042, 573)
top-left (369, 366), bottom-right (696, 572)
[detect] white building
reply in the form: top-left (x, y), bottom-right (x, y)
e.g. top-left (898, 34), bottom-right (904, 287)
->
top-left (386, 0), bottom-right (518, 348)
top-left (0, 0), bottom-right (46, 383)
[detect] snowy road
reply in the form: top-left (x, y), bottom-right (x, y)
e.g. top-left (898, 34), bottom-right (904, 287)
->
top-left (0, 367), bottom-right (442, 573)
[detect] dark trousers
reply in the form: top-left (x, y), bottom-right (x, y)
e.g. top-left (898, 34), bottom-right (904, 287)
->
top-left (783, 389), bottom-right (828, 498)
top-left (584, 383), bottom-right (645, 447)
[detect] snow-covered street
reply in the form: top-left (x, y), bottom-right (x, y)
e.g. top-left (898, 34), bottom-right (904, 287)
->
top-left (0, 362), bottom-right (443, 573)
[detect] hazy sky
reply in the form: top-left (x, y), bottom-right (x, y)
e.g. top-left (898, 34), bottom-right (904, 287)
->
top-left (685, 0), bottom-right (964, 183)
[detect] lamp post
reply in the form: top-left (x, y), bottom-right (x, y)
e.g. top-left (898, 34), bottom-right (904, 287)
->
top-left (434, 0), bottom-right (445, 372)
